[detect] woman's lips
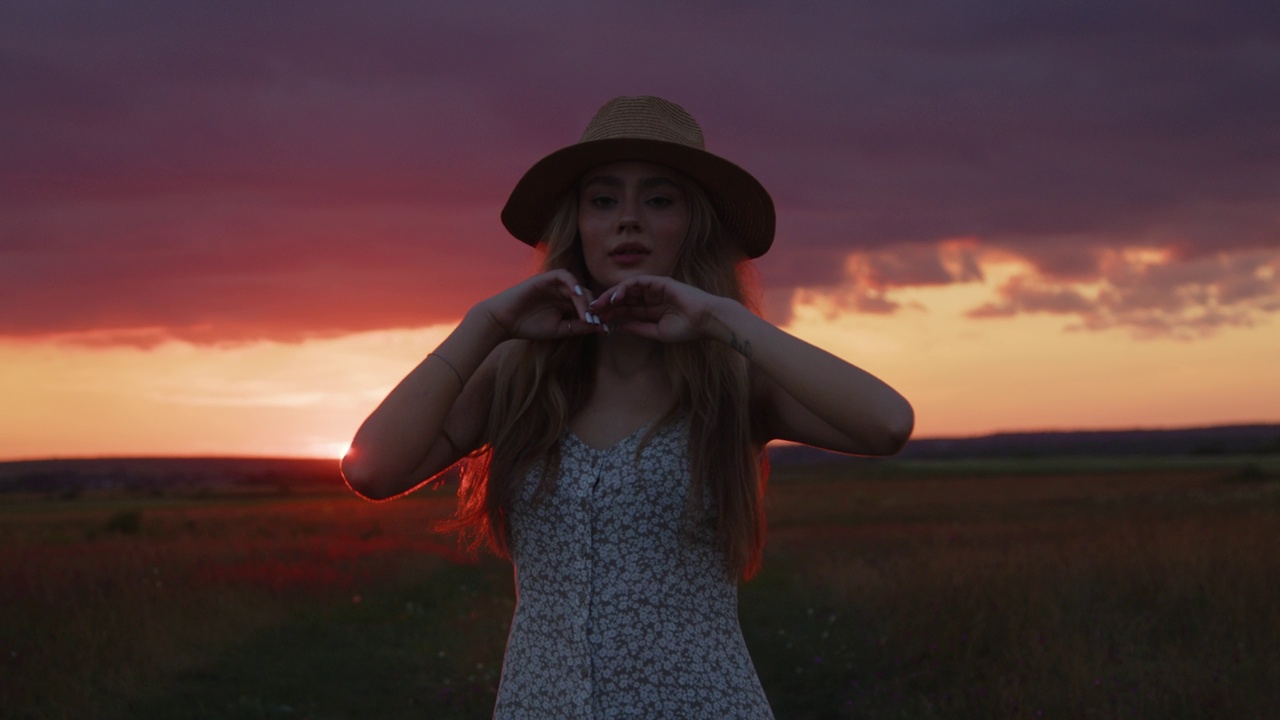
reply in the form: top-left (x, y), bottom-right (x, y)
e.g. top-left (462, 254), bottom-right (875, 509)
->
top-left (609, 244), bottom-right (650, 266)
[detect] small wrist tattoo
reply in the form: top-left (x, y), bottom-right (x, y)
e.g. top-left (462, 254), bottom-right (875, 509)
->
top-left (729, 332), bottom-right (753, 359)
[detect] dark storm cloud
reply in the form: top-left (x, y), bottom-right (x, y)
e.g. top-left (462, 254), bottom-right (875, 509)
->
top-left (1, 0), bottom-right (1276, 342)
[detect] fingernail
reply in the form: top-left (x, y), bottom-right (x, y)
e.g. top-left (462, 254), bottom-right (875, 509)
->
top-left (603, 323), bottom-right (611, 334)
top-left (611, 291), bottom-right (620, 303)
top-left (574, 285), bottom-right (584, 296)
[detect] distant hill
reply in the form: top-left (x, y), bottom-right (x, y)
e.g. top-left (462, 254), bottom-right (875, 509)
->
top-left (0, 457), bottom-right (347, 495)
top-left (2, 424), bottom-right (1278, 494)
top-left (768, 423), bottom-right (1280, 465)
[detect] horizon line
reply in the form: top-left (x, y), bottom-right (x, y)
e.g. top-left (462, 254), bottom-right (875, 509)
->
top-left (3, 420), bottom-right (1277, 465)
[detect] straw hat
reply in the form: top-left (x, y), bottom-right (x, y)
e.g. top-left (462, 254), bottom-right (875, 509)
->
top-left (501, 96), bottom-right (776, 258)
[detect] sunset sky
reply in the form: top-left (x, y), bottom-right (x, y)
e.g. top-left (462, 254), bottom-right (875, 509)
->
top-left (2, 1), bottom-right (1278, 460)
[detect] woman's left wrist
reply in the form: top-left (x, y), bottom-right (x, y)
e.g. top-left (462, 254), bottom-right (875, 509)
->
top-left (703, 296), bottom-right (751, 349)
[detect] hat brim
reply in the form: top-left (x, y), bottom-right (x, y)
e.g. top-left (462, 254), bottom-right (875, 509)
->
top-left (501, 138), bottom-right (775, 259)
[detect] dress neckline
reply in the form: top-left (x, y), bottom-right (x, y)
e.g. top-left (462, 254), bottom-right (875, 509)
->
top-left (565, 417), bottom-right (664, 454)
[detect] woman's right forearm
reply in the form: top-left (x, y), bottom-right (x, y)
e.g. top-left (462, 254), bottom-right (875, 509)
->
top-left (341, 303), bottom-right (507, 499)
top-left (342, 269), bottom-right (600, 498)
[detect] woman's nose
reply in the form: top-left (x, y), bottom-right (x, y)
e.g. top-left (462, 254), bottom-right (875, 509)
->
top-left (616, 197), bottom-right (641, 232)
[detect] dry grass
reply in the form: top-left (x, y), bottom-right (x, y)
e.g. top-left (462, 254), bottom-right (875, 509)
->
top-left (3, 458), bottom-right (1278, 719)
top-left (752, 463), bottom-right (1280, 718)
top-left (1, 493), bottom-right (465, 720)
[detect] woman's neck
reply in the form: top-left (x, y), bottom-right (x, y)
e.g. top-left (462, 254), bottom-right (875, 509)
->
top-left (595, 332), bottom-right (664, 380)
top-left (570, 333), bottom-right (673, 449)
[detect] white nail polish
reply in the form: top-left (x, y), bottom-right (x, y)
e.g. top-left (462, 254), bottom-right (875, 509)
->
top-left (612, 291), bottom-right (620, 303)
top-left (574, 285), bottom-right (584, 296)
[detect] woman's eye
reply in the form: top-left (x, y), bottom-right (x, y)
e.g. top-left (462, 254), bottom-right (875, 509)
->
top-left (647, 196), bottom-right (673, 208)
top-left (590, 196), bottom-right (617, 208)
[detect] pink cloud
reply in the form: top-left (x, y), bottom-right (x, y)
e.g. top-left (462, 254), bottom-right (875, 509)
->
top-left (967, 279), bottom-right (1095, 318)
top-left (968, 247), bottom-right (1280, 339)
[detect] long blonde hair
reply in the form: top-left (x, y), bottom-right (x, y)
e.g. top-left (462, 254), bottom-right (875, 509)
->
top-left (450, 181), bottom-right (768, 579)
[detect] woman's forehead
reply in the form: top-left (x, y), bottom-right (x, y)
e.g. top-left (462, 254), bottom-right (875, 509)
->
top-left (580, 160), bottom-right (688, 185)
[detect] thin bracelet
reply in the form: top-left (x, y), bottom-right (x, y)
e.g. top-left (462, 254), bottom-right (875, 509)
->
top-left (428, 352), bottom-right (465, 391)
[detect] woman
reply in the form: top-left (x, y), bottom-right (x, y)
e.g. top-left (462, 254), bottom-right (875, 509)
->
top-left (342, 96), bottom-right (914, 718)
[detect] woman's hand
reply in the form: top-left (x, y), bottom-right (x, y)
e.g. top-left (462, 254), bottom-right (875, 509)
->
top-left (591, 273), bottom-right (913, 456)
top-left (479, 269), bottom-right (604, 341)
top-left (588, 275), bottom-right (724, 343)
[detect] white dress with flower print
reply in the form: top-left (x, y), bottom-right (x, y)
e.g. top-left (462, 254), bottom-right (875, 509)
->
top-left (492, 418), bottom-right (775, 719)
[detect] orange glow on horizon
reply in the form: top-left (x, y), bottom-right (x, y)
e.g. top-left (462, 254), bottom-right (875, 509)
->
top-left (1, 249), bottom-right (1277, 461)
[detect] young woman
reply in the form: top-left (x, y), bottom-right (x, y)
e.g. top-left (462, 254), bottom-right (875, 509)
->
top-left (342, 96), bottom-right (914, 718)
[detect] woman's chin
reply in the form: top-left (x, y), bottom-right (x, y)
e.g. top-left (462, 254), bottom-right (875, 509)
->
top-left (589, 263), bottom-right (671, 289)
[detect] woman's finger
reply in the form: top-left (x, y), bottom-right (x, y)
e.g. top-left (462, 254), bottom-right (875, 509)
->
top-left (578, 285), bottom-right (604, 329)
top-left (563, 282), bottom-right (588, 322)
top-left (551, 272), bottom-right (604, 329)
top-left (591, 280), bottom-right (638, 311)
top-left (535, 272), bottom-right (589, 327)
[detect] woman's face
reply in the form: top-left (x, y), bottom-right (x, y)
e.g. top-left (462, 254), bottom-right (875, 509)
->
top-left (577, 161), bottom-right (691, 291)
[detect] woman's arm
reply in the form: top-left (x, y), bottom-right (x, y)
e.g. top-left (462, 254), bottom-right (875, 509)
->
top-left (718, 299), bottom-right (914, 455)
top-left (341, 269), bottom-right (602, 500)
top-left (340, 306), bottom-right (504, 500)
top-left (590, 276), bottom-right (914, 456)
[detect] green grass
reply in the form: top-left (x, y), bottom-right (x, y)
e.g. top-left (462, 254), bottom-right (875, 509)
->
top-left (3, 459), bottom-right (1278, 719)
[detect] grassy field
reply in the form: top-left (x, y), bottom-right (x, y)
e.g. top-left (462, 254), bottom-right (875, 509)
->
top-left (3, 456), bottom-right (1279, 719)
